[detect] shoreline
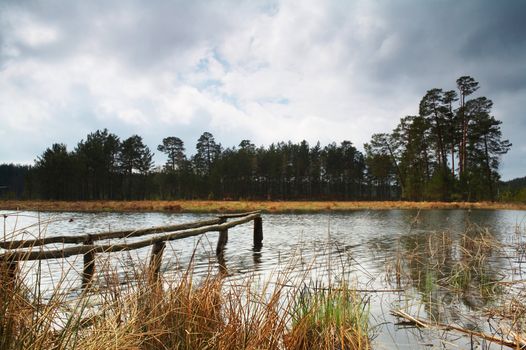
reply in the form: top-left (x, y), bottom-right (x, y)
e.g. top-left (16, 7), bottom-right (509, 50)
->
top-left (1, 200), bottom-right (526, 213)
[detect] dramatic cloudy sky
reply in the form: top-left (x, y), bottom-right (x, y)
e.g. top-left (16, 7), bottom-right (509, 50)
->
top-left (1, 0), bottom-right (525, 179)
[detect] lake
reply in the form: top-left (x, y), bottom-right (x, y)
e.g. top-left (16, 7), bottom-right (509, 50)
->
top-left (2, 209), bottom-right (526, 349)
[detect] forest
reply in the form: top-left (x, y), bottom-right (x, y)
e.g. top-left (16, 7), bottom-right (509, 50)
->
top-left (0, 77), bottom-right (514, 202)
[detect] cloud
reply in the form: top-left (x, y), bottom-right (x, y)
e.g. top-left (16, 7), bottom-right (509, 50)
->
top-left (0, 0), bottom-right (525, 179)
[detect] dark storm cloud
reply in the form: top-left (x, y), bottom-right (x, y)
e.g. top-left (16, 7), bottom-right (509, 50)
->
top-left (460, 2), bottom-right (526, 58)
top-left (343, 1), bottom-right (526, 94)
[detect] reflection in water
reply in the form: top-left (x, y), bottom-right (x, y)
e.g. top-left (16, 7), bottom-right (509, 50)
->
top-left (252, 245), bottom-right (262, 270)
top-left (385, 228), bottom-right (505, 327)
top-left (1, 209), bottom-right (526, 349)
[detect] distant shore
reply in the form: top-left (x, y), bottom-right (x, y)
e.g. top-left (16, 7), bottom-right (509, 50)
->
top-left (1, 200), bottom-right (525, 213)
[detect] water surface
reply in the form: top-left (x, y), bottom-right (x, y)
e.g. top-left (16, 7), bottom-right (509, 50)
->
top-left (2, 209), bottom-right (525, 349)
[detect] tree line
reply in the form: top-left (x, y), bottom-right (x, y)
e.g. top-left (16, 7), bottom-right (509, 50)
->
top-left (365, 76), bottom-right (511, 201)
top-left (499, 176), bottom-right (526, 202)
top-left (0, 76), bottom-right (512, 201)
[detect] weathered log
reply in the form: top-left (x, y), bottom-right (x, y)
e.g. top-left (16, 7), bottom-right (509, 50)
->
top-left (0, 218), bottom-right (223, 249)
top-left (1, 213), bottom-right (261, 262)
top-left (391, 309), bottom-right (524, 349)
top-left (218, 211), bottom-right (261, 219)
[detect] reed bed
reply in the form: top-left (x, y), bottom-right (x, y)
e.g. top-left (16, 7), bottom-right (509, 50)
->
top-left (387, 222), bottom-right (526, 348)
top-left (388, 225), bottom-right (503, 295)
top-left (0, 233), bottom-right (372, 350)
top-left (286, 282), bottom-right (370, 350)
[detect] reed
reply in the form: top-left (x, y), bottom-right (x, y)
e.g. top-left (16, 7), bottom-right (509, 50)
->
top-left (0, 238), bottom-right (371, 350)
top-left (285, 282), bottom-right (371, 350)
top-left (387, 222), bottom-right (526, 347)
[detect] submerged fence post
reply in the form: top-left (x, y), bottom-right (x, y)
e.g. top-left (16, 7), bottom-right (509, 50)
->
top-left (217, 230), bottom-right (228, 274)
top-left (82, 237), bottom-right (95, 290)
top-left (216, 229), bottom-right (228, 255)
top-left (216, 217), bottom-right (228, 272)
top-left (253, 216), bottom-right (263, 249)
top-left (149, 241), bottom-right (166, 283)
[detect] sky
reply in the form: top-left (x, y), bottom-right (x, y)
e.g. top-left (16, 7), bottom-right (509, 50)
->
top-left (0, 0), bottom-right (525, 180)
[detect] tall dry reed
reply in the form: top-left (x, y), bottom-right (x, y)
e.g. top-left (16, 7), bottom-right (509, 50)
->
top-left (1, 240), bottom-right (371, 350)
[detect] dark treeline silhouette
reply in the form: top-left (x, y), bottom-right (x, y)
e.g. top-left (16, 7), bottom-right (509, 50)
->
top-left (0, 164), bottom-right (32, 199)
top-left (499, 176), bottom-right (526, 202)
top-left (0, 76), bottom-right (512, 201)
top-left (15, 133), bottom-right (378, 201)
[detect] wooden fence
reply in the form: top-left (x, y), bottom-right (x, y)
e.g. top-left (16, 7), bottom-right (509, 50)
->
top-left (0, 211), bottom-right (263, 289)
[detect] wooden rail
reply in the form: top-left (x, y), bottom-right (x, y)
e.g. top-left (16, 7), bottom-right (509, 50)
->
top-left (0, 217), bottom-right (223, 249)
top-left (1, 211), bottom-right (263, 290)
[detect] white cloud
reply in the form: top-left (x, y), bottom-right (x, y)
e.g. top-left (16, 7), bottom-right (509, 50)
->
top-left (15, 18), bottom-right (59, 47)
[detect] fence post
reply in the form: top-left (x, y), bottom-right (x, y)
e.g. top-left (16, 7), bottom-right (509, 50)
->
top-left (82, 237), bottom-right (95, 291)
top-left (149, 241), bottom-right (166, 283)
top-left (0, 259), bottom-right (16, 309)
top-left (1, 259), bottom-right (17, 289)
top-left (216, 229), bottom-right (228, 256)
top-left (253, 216), bottom-right (263, 249)
top-left (216, 217), bottom-right (228, 272)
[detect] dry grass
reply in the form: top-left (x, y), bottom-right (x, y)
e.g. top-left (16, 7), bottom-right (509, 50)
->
top-left (2, 199), bottom-right (525, 213)
top-left (1, 248), bottom-right (371, 350)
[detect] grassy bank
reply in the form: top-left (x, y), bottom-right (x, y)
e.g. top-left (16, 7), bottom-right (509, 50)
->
top-left (1, 199), bottom-right (526, 213)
